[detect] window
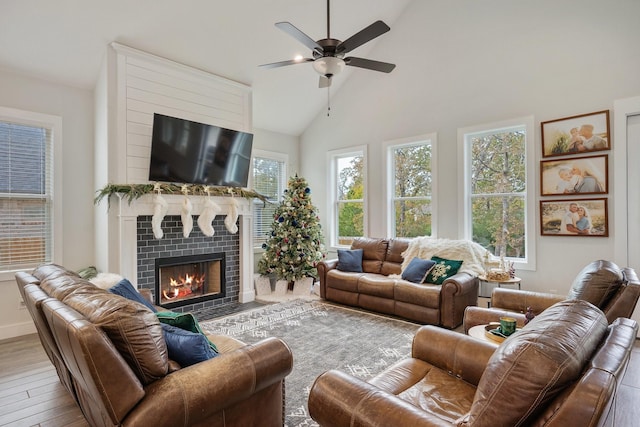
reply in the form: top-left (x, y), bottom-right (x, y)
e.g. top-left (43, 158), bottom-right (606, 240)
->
top-left (386, 134), bottom-right (436, 237)
top-left (251, 150), bottom-right (287, 248)
top-left (328, 146), bottom-right (367, 247)
top-left (459, 116), bottom-right (535, 270)
top-left (0, 107), bottom-right (62, 276)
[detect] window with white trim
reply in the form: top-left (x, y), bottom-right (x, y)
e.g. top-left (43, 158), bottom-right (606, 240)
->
top-left (459, 117), bottom-right (535, 270)
top-left (0, 107), bottom-right (61, 274)
top-left (386, 135), bottom-right (435, 237)
top-left (252, 150), bottom-right (287, 248)
top-left (328, 146), bottom-right (367, 247)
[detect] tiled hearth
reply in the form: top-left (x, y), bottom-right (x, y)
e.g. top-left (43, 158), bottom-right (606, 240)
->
top-left (137, 215), bottom-right (239, 313)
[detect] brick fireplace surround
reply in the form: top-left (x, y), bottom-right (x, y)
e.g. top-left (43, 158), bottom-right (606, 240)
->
top-left (106, 194), bottom-right (254, 314)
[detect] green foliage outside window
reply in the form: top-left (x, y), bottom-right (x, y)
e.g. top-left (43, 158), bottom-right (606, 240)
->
top-left (470, 130), bottom-right (526, 258)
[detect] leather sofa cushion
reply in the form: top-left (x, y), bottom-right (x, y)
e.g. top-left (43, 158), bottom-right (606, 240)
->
top-left (380, 238), bottom-right (410, 276)
top-left (464, 299), bottom-right (607, 426)
top-left (351, 237), bottom-right (388, 274)
top-left (64, 290), bottom-right (169, 385)
top-left (567, 260), bottom-right (623, 307)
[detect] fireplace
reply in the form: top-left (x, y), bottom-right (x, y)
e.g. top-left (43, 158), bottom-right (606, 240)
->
top-left (155, 253), bottom-right (226, 309)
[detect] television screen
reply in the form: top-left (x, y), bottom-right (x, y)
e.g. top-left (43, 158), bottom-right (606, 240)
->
top-left (149, 113), bottom-right (253, 187)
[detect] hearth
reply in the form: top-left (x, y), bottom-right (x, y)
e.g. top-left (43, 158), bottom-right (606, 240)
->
top-left (155, 253), bottom-right (226, 309)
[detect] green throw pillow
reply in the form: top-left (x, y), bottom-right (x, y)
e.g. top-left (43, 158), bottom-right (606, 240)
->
top-left (425, 256), bottom-right (463, 285)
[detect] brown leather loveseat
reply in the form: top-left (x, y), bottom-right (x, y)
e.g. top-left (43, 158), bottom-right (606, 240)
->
top-left (308, 299), bottom-right (638, 426)
top-left (316, 237), bottom-right (478, 328)
top-left (16, 264), bottom-right (293, 427)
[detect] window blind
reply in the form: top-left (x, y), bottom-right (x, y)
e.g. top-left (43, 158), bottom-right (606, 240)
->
top-left (252, 157), bottom-right (285, 247)
top-left (0, 121), bottom-right (53, 272)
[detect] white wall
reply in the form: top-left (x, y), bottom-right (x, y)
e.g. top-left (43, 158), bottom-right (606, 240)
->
top-left (0, 69), bottom-right (94, 339)
top-left (300, 0), bottom-right (640, 295)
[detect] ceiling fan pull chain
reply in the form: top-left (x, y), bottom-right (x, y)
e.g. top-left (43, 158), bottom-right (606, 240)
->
top-left (327, 86), bottom-right (331, 117)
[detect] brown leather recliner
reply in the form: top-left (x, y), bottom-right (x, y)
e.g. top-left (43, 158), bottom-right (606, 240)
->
top-left (17, 264), bottom-right (293, 427)
top-left (464, 259), bottom-right (640, 333)
top-left (308, 299), bottom-right (638, 426)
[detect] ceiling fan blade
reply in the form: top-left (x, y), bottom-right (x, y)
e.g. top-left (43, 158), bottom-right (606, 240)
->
top-left (319, 75), bottom-right (332, 88)
top-left (345, 57), bottom-right (396, 73)
top-left (275, 22), bottom-right (324, 54)
top-left (259, 58), bottom-right (314, 69)
top-left (336, 20), bottom-right (390, 54)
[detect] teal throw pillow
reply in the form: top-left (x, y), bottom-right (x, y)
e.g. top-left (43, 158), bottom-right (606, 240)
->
top-left (425, 256), bottom-right (464, 285)
top-left (161, 323), bottom-right (218, 367)
top-left (402, 257), bottom-right (436, 284)
top-left (337, 249), bottom-right (364, 273)
top-left (109, 278), bottom-right (157, 313)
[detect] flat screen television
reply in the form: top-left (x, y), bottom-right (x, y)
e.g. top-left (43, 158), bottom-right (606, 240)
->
top-left (149, 113), bottom-right (253, 187)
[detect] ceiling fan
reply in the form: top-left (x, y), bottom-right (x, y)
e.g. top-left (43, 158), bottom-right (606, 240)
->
top-left (260, 0), bottom-right (396, 88)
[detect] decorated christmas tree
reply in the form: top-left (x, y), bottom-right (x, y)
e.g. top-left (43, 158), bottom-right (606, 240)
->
top-left (258, 175), bottom-right (326, 281)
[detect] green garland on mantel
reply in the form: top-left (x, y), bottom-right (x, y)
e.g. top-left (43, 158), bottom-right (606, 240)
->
top-left (94, 183), bottom-right (270, 209)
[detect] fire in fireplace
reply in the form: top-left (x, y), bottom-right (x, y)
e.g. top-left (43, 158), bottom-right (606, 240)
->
top-left (154, 253), bottom-right (226, 309)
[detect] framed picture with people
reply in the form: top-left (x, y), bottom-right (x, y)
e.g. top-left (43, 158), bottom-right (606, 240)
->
top-left (540, 198), bottom-right (608, 237)
top-left (540, 154), bottom-right (608, 196)
top-left (541, 110), bottom-right (610, 158)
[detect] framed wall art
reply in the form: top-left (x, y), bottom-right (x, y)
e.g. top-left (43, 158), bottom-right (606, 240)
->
top-left (540, 154), bottom-right (608, 196)
top-left (541, 110), bottom-right (610, 158)
top-left (540, 198), bottom-right (608, 237)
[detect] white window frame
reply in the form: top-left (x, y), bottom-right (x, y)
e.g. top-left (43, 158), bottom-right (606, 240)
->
top-left (250, 149), bottom-right (288, 249)
top-left (384, 133), bottom-right (438, 238)
top-left (327, 145), bottom-right (368, 249)
top-left (458, 116), bottom-right (536, 271)
top-left (0, 106), bottom-right (63, 281)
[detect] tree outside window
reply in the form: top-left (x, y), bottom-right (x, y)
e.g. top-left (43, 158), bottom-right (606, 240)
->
top-left (330, 148), bottom-right (366, 246)
top-left (468, 128), bottom-right (526, 259)
top-left (389, 141), bottom-right (432, 237)
top-left (252, 152), bottom-right (286, 247)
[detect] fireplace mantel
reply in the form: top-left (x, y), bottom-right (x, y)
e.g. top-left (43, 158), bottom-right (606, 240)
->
top-left (108, 194), bottom-right (255, 303)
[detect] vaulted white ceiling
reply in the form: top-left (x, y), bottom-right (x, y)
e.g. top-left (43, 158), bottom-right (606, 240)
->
top-left (0, 0), bottom-right (412, 136)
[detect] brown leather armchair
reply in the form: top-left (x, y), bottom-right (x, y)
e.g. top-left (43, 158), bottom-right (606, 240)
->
top-left (308, 300), bottom-right (638, 426)
top-left (464, 260), bottom-right (640, 333)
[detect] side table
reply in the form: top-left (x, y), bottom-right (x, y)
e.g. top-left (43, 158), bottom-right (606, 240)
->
top-left (478, 275), bottom-right (522, 297)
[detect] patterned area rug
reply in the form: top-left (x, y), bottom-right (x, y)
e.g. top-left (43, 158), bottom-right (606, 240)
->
top-left (200, 299), bottom-right (421, 427)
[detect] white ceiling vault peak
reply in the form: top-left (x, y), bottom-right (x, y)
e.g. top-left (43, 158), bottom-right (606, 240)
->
top-left (0, 0), bottom-right (413, 136)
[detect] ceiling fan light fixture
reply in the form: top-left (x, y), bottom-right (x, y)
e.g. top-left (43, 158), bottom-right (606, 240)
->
top-left (312, 56), bottom-right (345, 77)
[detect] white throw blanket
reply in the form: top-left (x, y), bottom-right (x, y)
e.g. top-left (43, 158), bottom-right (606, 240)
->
top-left (401, 237), bottom-right (489, 276)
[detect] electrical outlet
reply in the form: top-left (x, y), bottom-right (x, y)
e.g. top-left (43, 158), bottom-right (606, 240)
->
top-left (18, 299), bottom-right (27, 310)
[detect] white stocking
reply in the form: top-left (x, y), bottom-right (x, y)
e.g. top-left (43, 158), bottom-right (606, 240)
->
top-left (197, 198), bottom-right (221, 237)
top-left (181, 197), bottom-right (193, 238)
top-left (152, 194), bottom-right (168, 239)
top-left (225, 198), bottom-right (239, 234)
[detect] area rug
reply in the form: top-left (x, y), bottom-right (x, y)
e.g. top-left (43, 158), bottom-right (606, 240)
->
top-left (200, 299), bottom-right (421, 427)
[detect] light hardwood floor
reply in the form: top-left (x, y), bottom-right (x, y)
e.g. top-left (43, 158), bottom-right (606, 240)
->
top-left (1, 333), bottom-right (639, 426)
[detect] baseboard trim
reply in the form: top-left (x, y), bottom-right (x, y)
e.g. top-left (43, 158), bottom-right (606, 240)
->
top-left (0, 320), bottom-right (36, 341)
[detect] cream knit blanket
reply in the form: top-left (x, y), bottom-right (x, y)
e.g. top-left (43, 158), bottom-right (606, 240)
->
top-left (400, 237), bottom-right (489, 276)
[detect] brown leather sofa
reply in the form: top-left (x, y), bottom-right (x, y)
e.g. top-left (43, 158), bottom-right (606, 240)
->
top-left (464, 259), bottom-right (640, 333)
top-left (16, 264), bottom-right (293, 427)
top-left (316, 237), bottom-right (478, 328)
top-left (308, 299), bottom-right (638, 426)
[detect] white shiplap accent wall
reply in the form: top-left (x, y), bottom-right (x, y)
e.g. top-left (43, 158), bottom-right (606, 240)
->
top-left (96, 43), bottom-right (255, 302)
top-left (110, 42), bottom-right (252, 184)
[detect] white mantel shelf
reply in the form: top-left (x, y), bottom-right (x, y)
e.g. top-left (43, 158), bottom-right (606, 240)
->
top-left (109, 194), bottom-right (255, 303)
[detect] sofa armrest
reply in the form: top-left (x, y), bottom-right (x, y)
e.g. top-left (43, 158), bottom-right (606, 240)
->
top-left (463, 306), bottom-right (527, 333)
top-left (412, 325), bottom-right (496, 386)
top-left (491, 287), bottom-right (564, 314)
top-left (125, 337), bottom-right (293, 425)
top-left (316, 259), bottom-right (338, 299)
top-left (439, 272), bottom-right (479, 328)
top-left (308, 369), bottom-right (453, 427)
